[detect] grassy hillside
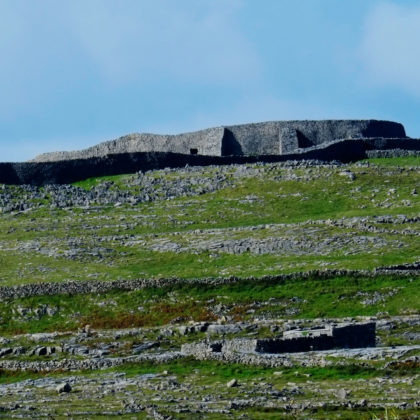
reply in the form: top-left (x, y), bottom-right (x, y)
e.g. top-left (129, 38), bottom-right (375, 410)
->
top-left (0, 273), bottom-right (418, 336)
top-left (0, 157), bottom-right (418, 286)
top-left (0, 156), bottom-right (419, 418)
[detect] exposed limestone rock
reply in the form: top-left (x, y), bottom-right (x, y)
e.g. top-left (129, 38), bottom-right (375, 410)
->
top-left (227, 379), bottom-right (238, 388)
top-left (56, 382), bottom-right (72, 393)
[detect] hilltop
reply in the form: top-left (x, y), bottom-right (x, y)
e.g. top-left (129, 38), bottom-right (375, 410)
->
top-left (30, 119), bottom-right (406, 161)
top-left (1, 119), bottom-right (420, 185)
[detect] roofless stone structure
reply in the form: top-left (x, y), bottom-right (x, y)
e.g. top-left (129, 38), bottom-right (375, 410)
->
top-left (31, 119), bottom-right (406, 161)
top-left (181, 322), bottom-right (376, 356)
top-left (0, 119), bottom-right (419, 185)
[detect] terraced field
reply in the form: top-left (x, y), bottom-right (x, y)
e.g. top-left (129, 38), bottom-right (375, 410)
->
top-left (0, 156), bottom-right (419, 418)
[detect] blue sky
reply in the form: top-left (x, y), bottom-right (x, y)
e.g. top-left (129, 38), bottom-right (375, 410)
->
top-left (1, 0), bottom-right (420, 161)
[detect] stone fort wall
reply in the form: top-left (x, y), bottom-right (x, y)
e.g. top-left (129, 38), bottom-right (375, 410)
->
top-left (32, 127), bottom-right (226, 162)
top-left (1, 137), bottom-right (420, 185)
top-left (224, 119), bottom-right (406, 156)
top-left (30, 119), bottom-right (406, 162)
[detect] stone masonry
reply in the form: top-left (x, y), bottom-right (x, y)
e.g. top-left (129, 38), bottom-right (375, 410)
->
top-left (1, 119), bottom-right (419, 185)
top-left (181, 322), bottom-right (376, 357)
top-left (31, 119), bottom-right (406, 161)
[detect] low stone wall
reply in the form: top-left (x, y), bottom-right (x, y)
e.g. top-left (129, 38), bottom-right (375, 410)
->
top-left (0, 352), bottom-right (182, 372)
top-left (0, 269), bottom-right (418, 301)
top-left (181, 344), bottom-right (420, 368)
top-left (222, 339), bottom-right (258, 354)
top-left (366, 149), bottom-right (420, 158)
top-left (1, 137), bottom-right (419, 185)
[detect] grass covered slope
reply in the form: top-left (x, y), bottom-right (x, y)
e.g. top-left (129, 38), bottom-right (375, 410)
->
top-left (0, 156), bottom-right (419, 419)
top-left (0, 273), bottom-right (418, 335)
top-left (0, 157), bottom-right (418, 286)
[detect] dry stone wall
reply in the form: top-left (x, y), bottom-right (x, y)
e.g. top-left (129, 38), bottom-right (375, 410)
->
top-left (32, 127), bottom-right (225, 162)
top-left (225, 119), bottom-right (406, 155)
top-left (0, 269), bottom-right (418, 301)
top-left (30, 119), bottom-right (406, 162)
top-left (2, 136), bottom-right (420, 185)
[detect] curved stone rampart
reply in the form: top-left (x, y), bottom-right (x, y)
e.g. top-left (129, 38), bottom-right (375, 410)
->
top-left (1, 137), bottom-right (419, 185)
top-left (30, 119), bottom-right (406, 162)
top-left (32, 127), bottom-right (226, 162)
top-left (225, 119), bottom-right (406, 155)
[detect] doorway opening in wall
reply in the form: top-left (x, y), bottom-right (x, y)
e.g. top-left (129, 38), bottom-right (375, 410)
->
top-left (190, 148), bottom-right (198, 155)
top-left (296, 130), bottom-right (313, 148)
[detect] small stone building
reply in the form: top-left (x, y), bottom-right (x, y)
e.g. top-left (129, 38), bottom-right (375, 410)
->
top-left (182, 322), bottom-right (376, 356)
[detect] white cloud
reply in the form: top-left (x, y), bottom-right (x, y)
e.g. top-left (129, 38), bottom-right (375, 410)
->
top-left (361, 2), bottom-right (420, 96)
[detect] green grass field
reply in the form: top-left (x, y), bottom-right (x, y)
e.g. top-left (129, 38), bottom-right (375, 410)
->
top-left (0, 156), bottom-right (419, 418)
top-left (1, 273), bottom-right (418, 335)
top-left (0, 157), bottom-right (419, 286)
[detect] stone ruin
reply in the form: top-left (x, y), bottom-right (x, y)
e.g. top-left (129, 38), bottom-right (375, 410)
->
top-left (181, 322), bottom-right (376, 356)
top-left (1, 119), bottom-right (419, 185)
top-left (31, 119), bottom-right (407, 161)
